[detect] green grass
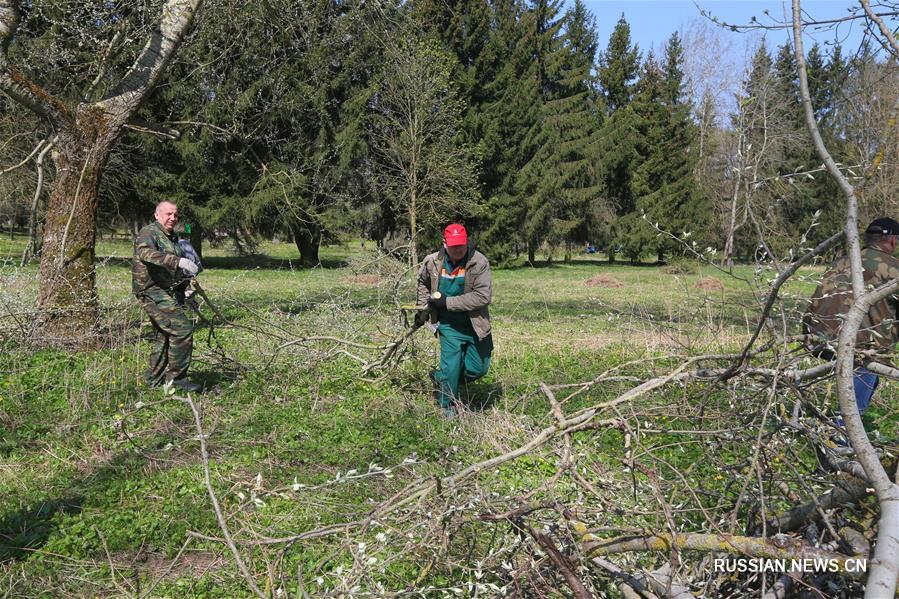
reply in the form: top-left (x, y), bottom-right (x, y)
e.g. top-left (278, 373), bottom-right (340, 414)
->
top-left (0, 233), bottom-right (894, 597)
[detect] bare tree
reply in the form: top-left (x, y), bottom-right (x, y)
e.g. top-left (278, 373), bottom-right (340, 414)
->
top-left (721, 42), bottom-right (801, 267)
top-left (841, 57), bottom-right (899, 220)
top-left (369, 29), bottom-right (479, 266)
top-left (0, 0), bottom-right (203, 346)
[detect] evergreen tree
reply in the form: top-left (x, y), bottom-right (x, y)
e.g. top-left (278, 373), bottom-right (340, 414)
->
top-left (621, 32), bottom-right (701, 263)
top-left (513, 0), bottom-right (568, 263)
top-left (479, 0), bottom-right (536, 264)
top-left (773, 41), bottom-right (845, 250)
top-left (597, 15), bottom-right (641, 112)
top-left (618, 53), bottom-right (665, 263)
top-left (595, 15), bottom-right (641, 261)
top-left (554, 0), bottom-right (603, 259)
top-left (118, 0), bottom-right (386, 264)
top-left (508, 0), bottom-right (602, 263)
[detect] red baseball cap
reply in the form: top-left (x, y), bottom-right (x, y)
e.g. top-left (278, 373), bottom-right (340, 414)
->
top-left (444, 223), bottom-right (468, 247)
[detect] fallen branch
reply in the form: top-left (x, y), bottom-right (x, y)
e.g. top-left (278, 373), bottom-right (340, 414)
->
top-left (182, 394), bottom-right (266, 598)
top-left (526, 525), bottom-right (593, 599)
top-left (761, 570), bottom-right (802, 599)
top-left (643, 563), bottom-right (695, 599)
top-left (718, 231), bottom-right (842, 383)
top-left (590, 557), bottom-right (660, 599)
top-left (768, 460), bottom-right (896, 533)
top-left (361, 316), bottom-right (426, 376)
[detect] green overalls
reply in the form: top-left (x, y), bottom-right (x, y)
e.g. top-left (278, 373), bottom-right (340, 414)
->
top-left (433, 256), bottom-right (494, 407)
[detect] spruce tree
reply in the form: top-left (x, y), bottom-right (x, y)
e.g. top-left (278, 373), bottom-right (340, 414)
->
top-left (624, 33), bottom-right (701, 263)
top-left (618, 53), bottom-right (665, 263)
top-left (773, 42), bottom-right (845, 250)
top-left (513, 0), bottom-right (567, 263)
top-left (554, 0), bottom-right (603, 259)
top-left (479, 0), bottom-right (536, 264)
top-left (595, 15), bottom-right (641, 262)
top-left (598, 15), bottom-right (641, 112)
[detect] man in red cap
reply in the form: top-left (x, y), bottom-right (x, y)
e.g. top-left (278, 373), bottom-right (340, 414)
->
top-left (417, 223), bottom-right (493, 416)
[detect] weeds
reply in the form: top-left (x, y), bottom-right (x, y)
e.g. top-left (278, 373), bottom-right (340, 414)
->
top-left (0, 235), bottom-right (894, 597)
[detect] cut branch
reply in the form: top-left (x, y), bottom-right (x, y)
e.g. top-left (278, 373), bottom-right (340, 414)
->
top-left (182, 394), bottom-right (265, 599)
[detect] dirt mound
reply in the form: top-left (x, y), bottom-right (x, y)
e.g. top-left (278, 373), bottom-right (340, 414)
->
top-left (661, 261), bottom-right (698, 275)
top-left (346, 274), bottom-right (383, 286)
top-left (695, 276), bottom-right (724, 292)
top-left (585, 274), bottom-right (623, 288)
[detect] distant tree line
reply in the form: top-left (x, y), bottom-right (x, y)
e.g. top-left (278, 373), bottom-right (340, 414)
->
top-left (2, 0), bottom-right (896, 267)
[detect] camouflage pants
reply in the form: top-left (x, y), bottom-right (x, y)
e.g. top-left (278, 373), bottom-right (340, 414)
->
top-left (137, 290), bottom-right (194, 386)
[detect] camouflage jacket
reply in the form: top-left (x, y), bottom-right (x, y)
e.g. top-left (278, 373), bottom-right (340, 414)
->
top-left (132, 221), bottom-right (187, 297)
top-left (417, 245), bottom-right (492, 340)
top-left (803, 246), bottom-right (899, 357)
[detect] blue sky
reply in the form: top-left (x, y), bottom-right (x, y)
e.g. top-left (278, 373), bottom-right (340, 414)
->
top-left (582, 1), bottom-right (872, 57)
top-left (577, 1), bottom-right (887, 113)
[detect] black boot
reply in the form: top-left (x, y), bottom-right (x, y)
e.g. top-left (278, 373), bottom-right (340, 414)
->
top-left (170, 378), bottom-right (203, 393)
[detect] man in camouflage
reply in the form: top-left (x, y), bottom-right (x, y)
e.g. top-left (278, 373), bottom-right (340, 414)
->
top-left (803, 217), bottom-right (899, 415)
top-left (132, 201), bottom-right (203, 392)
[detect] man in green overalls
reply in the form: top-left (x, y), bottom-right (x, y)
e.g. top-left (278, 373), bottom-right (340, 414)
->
top-left (132, 201), bottom-right (203, 392)
top-left (417, 224), bottom-right (494, 416)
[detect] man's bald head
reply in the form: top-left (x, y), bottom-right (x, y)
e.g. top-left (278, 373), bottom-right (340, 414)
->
top-left (154, 201), bottom-right (179, 233)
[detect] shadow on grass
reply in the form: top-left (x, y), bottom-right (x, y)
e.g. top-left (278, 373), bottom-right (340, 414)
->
top-left (0, 451), bottom-right (145, 563)
top-left (0, 497), bottom-right (84, 561)
top-left (501, 257), bottom-right (672, 271)
top-left (92, 255), bottom-right (349, 270)
top-left (191, 367), bottom-right (240, 391)
top-left (461, 380), bottom-right (503, 411)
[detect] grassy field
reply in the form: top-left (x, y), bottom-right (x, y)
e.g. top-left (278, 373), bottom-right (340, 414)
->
top-left (1, 233), bottom-right (896, 597)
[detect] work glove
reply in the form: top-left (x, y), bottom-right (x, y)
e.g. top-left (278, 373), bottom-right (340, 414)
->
top-left (413, 308), bottom-right (429, 327)
top-left (178, 258), bottom-right (199, 276)
top-left (428, 294), bottom-right (447, 310)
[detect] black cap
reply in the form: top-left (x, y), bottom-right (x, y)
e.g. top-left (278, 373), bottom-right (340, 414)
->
top-left (865, 217), bottom-right (899, 236)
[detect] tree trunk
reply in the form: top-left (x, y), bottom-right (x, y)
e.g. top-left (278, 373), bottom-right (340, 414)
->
top-left (21, 141), bottom-right (51, 265)
top-left (409, 190), bottom-right (418, 268)
top-left (527, 241), bottom-right (536, 265)
top-left (36, 125), bottom-right (113, 346)
top-left (189, 223), bottom-right (204, 260)
top-left (723, 163), bottom-right (742, 269)
top-left (292, 223), bottom-right (321, 267)
top-left (1, 0), bottom-right (205, 346)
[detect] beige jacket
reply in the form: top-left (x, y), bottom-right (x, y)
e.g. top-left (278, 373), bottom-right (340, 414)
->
top-left (417, 246), bottom-right (492, 340)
